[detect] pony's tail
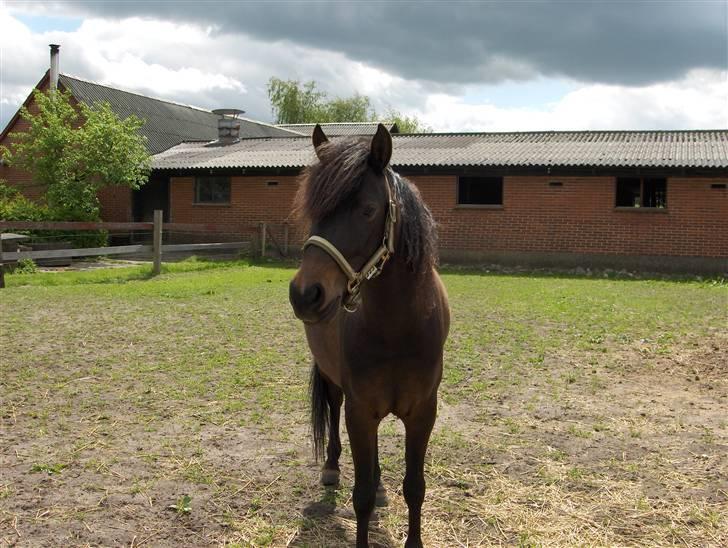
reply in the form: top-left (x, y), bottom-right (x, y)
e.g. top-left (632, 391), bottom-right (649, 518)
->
top-left (309, 362), bottom-right (329, 462)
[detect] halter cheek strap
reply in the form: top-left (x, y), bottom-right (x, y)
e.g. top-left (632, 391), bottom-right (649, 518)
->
top-left (303, 172), bottom-right (397, 313)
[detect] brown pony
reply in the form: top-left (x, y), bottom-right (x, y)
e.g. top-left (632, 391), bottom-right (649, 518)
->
top-left (289, 124), bottom-right (450, 548)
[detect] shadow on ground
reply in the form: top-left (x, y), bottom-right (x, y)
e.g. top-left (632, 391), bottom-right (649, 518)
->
top-left (290, 485), bottom-right (397, 547)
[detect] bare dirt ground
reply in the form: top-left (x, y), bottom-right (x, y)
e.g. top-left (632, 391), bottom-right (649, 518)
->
top-left (1, 265), bottom-right (726, 547)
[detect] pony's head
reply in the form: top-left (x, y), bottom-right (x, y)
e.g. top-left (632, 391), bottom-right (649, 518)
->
top-left (289, 124), bottom-right (437, 324)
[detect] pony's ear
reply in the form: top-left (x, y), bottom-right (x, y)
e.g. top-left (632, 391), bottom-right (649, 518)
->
top-left (312, 124), bottom-right (329, 160)
top-left (369, 123), bottom-right (392, 173)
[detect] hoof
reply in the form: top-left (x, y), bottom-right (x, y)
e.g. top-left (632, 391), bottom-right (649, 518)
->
top-left (375, 483), bottom-right (388, 507)
top-left (320, 468), bottom-right (340, 486)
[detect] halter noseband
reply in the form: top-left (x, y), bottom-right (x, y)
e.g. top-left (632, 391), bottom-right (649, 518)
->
top-left (302, 171), bottom-right (397, 313)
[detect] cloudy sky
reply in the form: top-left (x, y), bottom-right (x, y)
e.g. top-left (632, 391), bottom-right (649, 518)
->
top-left (1, 1), bottom-right (727, 133)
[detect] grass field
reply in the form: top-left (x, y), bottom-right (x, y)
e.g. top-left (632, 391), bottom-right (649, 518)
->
top-left (1, 259), bottom-right (726, 547)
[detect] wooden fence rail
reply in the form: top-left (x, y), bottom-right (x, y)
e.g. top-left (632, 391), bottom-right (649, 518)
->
top-left (0, 220), bottom-right (249, 233)
top-left (0, 211), bottom-right (273, 288)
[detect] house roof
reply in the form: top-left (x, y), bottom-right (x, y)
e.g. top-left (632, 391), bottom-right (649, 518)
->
top-left (151, 130), bottom-right (728, 171)
top-left (0, 71), bottom-right (302, 155)
top-left (276, 122), bottom-right (399, 136)
top-left (58, 74), bottom-right (302, 154)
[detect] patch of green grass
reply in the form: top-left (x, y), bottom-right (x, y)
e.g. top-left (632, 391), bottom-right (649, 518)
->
top-left (567, 424), bottom-right (593, 439)
top-left (30, 462), bottom-right (66, 475)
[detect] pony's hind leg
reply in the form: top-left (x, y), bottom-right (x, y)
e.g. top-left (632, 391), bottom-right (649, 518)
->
top-left (402, 396), bottom-right (437, 548)
top-left (321, 379), bottom-right (343, 486)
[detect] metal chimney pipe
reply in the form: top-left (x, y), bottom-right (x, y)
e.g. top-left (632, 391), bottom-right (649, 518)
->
top-left (212, 109), bottom-right (244, 145)
top-left (49, 44), bottom-right (60, 91)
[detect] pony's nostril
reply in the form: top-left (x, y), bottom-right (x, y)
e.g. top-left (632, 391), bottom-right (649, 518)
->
top-left (304, 284), bottom-right (324, 307)
top-left (290, 282), bottom-right (325, 316)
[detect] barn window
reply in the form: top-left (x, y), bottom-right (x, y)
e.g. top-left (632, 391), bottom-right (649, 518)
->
top-left (616, 177), bottom-right (666, 208)
top-left (457, 176), bottom-right (503, 206)
top-left (194, 176), bottom-right (230, 204)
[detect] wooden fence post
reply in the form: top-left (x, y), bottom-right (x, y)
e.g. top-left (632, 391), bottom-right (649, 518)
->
top-left (282, 223), bottom-right (289, 257)
top-left (259, 222), bottom-right (267, 258)
top-left (0, 246), bottom-right (5, 289)
top-left (152, 210), bottom-right (163, 275)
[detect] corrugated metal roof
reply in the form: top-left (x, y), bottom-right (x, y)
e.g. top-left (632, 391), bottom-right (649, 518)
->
top-left (276, 122), bottom-right (398, 136)
top-left (152, 130), bottom-right (728, 171)
top-left (59, 74), bottom-right (300, 154)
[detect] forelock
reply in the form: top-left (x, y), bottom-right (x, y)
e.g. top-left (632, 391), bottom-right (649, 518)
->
top-left (295, 138), bottom-right (371, 222)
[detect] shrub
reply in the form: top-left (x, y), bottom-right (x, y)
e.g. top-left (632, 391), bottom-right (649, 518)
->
top-left (0, 181), bottom-right (51, 221)
top-left (0, 181), bottom-right (106, 248)
top-left (14, 258), bottom-right (39, 274)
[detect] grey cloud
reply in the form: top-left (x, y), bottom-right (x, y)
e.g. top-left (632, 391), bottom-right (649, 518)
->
top-left (38, 0), bottom-right (727, 86)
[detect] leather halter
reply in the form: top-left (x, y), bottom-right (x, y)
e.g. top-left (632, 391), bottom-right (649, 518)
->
top-left (303, 171), bottom-right (397, 313)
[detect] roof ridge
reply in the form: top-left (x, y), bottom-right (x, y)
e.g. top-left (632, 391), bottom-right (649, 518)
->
top-left (396, 129), bottom-right (728, 136)
top-left (245, 117), bottom-right (305, 135)
top-left (278, 122), bottom-right (392, 126)
top-left (59, 73), bottom-right (214, 114)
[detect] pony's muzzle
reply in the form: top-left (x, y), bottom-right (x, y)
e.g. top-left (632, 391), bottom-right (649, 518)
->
top-left (289, 281), bottom-right (326, 322)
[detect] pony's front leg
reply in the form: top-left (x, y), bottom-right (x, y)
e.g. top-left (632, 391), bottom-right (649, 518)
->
top-left (321, 379), bottom-right (343, 485)
top-left (402, 396), bottom-right (437, 548)
top-left (345, 401), bottom-right (380, 548)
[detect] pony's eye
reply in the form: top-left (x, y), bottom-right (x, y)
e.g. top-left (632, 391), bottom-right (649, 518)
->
top-left (362, 204), bottom-right (376, 218)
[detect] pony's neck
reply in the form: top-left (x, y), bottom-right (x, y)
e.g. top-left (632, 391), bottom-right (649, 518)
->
top-left (358, 235), bottom-right (429, 322)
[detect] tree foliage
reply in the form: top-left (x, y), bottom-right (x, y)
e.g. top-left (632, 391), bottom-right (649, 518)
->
top-left (0, 89), bottom-right (151, 220)
top-left (267, 77), bottom-right (431, 132)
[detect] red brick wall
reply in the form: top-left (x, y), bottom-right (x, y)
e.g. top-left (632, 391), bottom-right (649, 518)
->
top-left (171, 173), bottom-right (727, 259)
top-left (97, 186), bottom-right (132, 222)
top-left (170, 175), bottom-right (304, 244)
top-left (411, 175), bottom-right (727, 258)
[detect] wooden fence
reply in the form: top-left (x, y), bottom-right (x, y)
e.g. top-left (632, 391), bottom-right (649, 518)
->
top-left (0, 211), bottom-right (291, 288)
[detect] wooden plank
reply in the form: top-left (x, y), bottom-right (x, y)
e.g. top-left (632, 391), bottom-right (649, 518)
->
top-left (160, 242), bottom-right (249, 253)
top-left (152, 210), bottom-right (163, 276)
top-left (5, 245), bottom-right (150, 260)
top-left (162, 222), bottom-right (258, 234)
top-left (0, 221), bottom-right (154, 231)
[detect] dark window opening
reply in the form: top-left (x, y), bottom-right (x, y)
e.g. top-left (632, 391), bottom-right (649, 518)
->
top-left (549, 181), bottom-right (563, 187)
top-left (711, 183), bottom-right (726, 189)
top-left (616, 177), bottom-right (666, 208)
top-left (266, 180), bottom-right (279, 186)
top-left (194, 176), bottom-right (230, 204)
top-left (458, 176), bottom-right (503, 205)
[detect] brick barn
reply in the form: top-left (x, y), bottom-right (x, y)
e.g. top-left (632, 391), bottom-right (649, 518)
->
top-left (153, 129), bottom-right (728, 273)
top-left (2, 47), bottom-right (727, 273)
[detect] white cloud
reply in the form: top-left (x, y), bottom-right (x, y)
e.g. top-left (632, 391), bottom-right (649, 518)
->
top-left (415, 69), bottom-right (728, 131)
top-left (2, 6), bottom-right (726, 134)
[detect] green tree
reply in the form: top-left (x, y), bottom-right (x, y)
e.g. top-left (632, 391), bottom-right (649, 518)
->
top-left (383, 109), bottom-right (432, 134)
top-left (267, 78), bottom-right (329, 124)
top-left (0, 89), bottom-right (151, 220)
top-left (267, 77), bottom-right (430, 132)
